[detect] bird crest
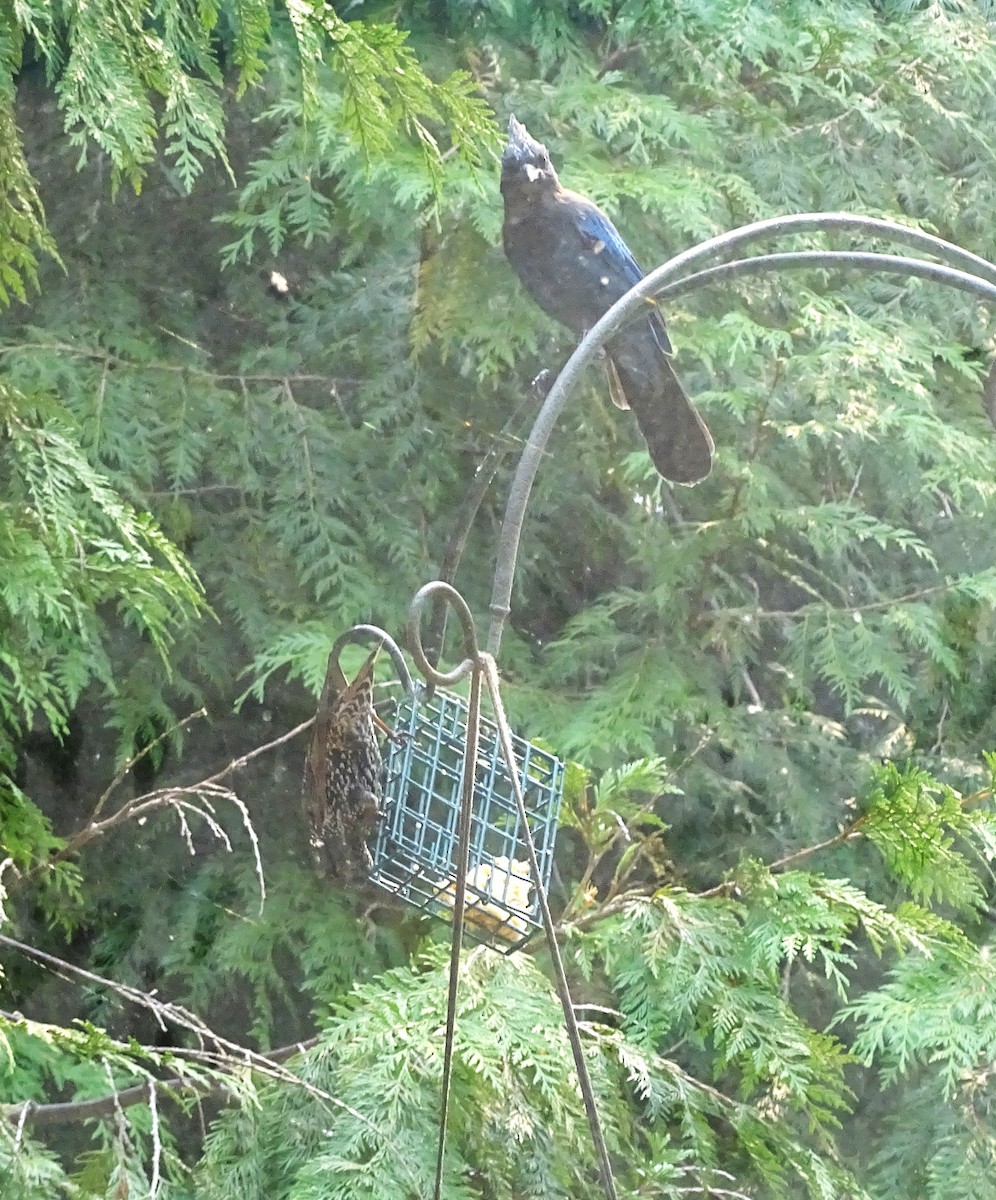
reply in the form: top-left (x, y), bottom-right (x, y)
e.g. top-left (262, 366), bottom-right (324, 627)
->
top-left (501, 115), bottom-right (556, 189)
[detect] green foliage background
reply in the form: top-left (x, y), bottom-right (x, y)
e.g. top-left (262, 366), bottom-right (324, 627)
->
top-left (2, 1), bottom-right (996, 1197)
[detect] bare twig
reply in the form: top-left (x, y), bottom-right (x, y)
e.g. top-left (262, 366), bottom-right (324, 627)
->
top-left (668, 728), bottom-right (716, 777)
top-left (30, 717), bottom-right (313, 881)
top-left (148, 1079), bottom-right (162, 1197)
top-left (765, 816), bottom-right (868, 873)
top-left (554, 809), bottom-right (872, 932)
top-left (86, 708), bottom-right (208, 825)
top-left (548, 889), bottom-right (652, 941)
top-left (148, 484), bottom-right (248, 497)
top-left (695, 816), bottom-right (869, 898)
top-left (596, 43), bottom-right (638, 80)
top-left (671, 1187), bottom-right (754, 1200)
top-left (736, 579), bottom-right (951, 622)
top-left (200, 717), bottom-right (314, 789)
top-left (931, 697), bottom-right (949, 754)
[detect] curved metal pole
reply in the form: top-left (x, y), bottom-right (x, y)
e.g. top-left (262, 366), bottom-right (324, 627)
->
top-left (655, 212), bottom-right (996, 288)
top-left (486, 214), bottom-right (996, 657)
top-left (407, 581), bottom-right (479, 688)
top-left (330, 623), bottom-right (416, 699)
top-left (659, 250), bottom-right (996, 304)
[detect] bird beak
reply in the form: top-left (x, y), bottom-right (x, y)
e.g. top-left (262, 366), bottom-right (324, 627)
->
top-left (356, 641), bottom-right (382, 681)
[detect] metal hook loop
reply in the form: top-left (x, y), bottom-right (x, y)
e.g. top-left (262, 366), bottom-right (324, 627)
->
top-left (408, 582), bottom-right (481, 687)
top-left (329, 624), bottom-right (417, 699)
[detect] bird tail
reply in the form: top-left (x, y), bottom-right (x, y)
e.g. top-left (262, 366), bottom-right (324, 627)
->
top-left (608, 321), bottom-right (714, 485)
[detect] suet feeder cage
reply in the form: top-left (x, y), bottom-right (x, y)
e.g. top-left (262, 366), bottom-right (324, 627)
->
top-left (369, 685), bottom-right (565, 952)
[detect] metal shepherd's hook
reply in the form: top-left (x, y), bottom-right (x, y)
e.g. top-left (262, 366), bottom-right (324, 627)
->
top-left (409, 581), bottom-right (619, 1200)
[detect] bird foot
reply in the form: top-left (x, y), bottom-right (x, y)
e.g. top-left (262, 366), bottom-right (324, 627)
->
top-left (373, 711), bottom-right (409, 746)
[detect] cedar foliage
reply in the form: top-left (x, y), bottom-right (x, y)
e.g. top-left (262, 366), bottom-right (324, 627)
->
top-left (2, 2), bottom-right (996, 1198)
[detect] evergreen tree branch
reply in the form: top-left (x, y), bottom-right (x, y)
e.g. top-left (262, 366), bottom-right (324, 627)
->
top-left (0, 938), bottom-right (398, 1152)
top-left (0, 1027), bottom-right (318, 1127)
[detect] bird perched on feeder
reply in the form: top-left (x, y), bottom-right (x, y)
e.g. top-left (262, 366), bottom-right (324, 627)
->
top-left (304, 645), bottom-right (384, 881)
top-left (500, 115), bottom-right (714, 485)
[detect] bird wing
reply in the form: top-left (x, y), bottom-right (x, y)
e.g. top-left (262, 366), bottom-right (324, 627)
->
top-left (574, 203), bottom-right (645, 290)
top-left (572, 199), bottom-right (673, 356)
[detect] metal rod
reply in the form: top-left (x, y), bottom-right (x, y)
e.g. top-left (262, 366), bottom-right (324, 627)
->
top-left (658, 250), bottom-right (996, 303)
top-left (432, 659), bottom-right (483, 1200)
top-left (482, 657), bottom-right (618, 1199)
top-left (408, 581), bottom-right (479, 688)
top-left (656, 211), bottom-right (996, 287)
top-left (330, 624), bottom-right (417, 699)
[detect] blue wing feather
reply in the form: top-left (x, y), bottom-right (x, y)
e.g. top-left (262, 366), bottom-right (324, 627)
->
top-left (573, 200), bottom-right (672, 355)
top-left (574, 204), bottom-right (645, 289)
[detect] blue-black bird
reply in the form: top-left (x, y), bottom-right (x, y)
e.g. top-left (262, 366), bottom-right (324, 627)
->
top-left (501, 116), bottom-right (714, 485)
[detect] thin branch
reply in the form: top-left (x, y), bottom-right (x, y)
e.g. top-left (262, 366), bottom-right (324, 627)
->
top-left (148, 1079), bottom-right (162, 1197)
top-left (11, 1091), bottom-right (29, 1150)
top-left (198, 717), bottom-right (314, 790)
top-left (766, 815), bottom-right (867, 872)
top-left (1, 1034), bottom-right (318, 1127)
top-left (147, 484), bottom-right (248, 498)
top-left (36, 782), bottom-right (237, 876)
top-left (596, 43), bottom-right (638, 80)
top-left (29, 717), bottom-right (313, 879)
top-left (0, 340), bottom-right (356, 388)
top-left (931, 697), bottom-right (949, 755)
top-left (671, 1187), bottom-right (754, 1200)
top-left (86, 708), bottom-right (208, 825)
top-left (548, 889), bottom-right (652, 940)
top-left (696, 816), bottom-right (869, 898)
top-left (737, 579), bottom-right (951, 621)
top-left (668, 728), bottom-right (716, 777)
top-left (555, 813), bottom-right (871, 930)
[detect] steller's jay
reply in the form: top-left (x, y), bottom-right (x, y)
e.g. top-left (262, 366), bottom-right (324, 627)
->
top-left (501, 115), bottom-right (713, 485)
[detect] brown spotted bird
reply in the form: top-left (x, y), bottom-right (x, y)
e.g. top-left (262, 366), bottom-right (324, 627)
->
top-left (304, 645), bottom-right (384, 881)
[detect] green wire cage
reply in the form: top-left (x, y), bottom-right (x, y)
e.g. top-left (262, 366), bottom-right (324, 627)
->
top-left (369, 686), bottom-right (565, 952)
